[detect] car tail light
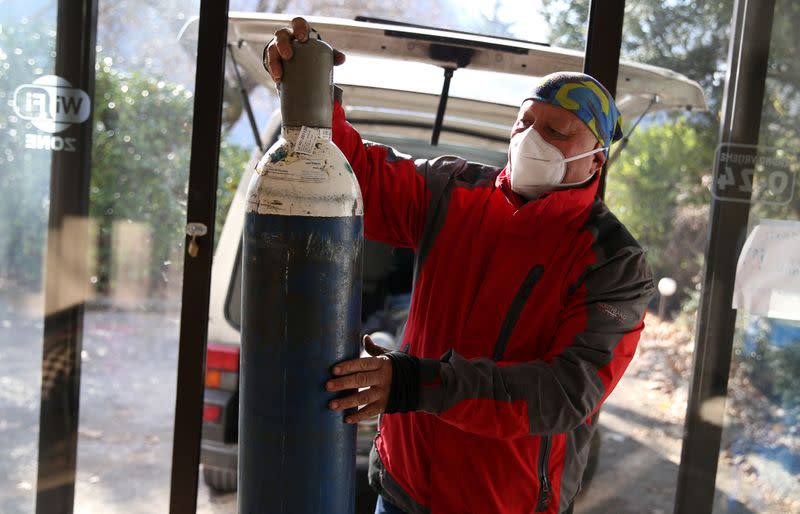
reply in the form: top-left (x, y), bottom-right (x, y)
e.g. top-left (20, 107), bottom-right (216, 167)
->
top-left (205, 369), bottom-right (221, 388)
top-left (207, 343), bottom-right (239, 372)
top-left (205, 343), bottom-right (239, 392)
top-left (203, 404), bottom-right (222, 423)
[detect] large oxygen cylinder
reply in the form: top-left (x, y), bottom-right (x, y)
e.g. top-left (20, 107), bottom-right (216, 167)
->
top-left (239, 36), bottom-right (363, 514)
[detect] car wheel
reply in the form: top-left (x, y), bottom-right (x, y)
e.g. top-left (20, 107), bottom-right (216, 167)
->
top-left (202, 464), bottom-right (237, 493)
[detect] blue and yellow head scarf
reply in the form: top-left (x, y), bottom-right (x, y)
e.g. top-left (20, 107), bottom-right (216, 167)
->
top-left (525, 72), bottom-right (623, 148)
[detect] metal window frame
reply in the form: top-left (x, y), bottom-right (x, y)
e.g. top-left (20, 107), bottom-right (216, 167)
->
top-left (167, 1), bottom-right (230, 513)
top-left (584, 0), bottom-right (626, 200)
top-left (674, 0), bottom-right (776, 512)
top-left (35, 1), bottom-right (98, 512)
top-left (583, 1), bottom-right (779, 513)
top-left (35, 0), bottom-right (231, 511)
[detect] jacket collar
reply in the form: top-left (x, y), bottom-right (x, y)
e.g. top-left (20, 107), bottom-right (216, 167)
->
top-left (495, 166), bottom-right (600, 227)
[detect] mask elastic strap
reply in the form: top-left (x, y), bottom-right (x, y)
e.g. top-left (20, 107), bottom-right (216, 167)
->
top-left (562, 145), bottom-right (608, 163)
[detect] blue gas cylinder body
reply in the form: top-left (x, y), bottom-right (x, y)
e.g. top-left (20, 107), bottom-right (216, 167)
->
top-left (238, 37), bottom-right (364, 514)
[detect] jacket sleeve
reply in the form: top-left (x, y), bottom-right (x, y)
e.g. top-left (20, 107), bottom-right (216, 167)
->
top-left (416, 247), bottom-right (656, 439)
top-left (332, 99), bottom-right (428, 249)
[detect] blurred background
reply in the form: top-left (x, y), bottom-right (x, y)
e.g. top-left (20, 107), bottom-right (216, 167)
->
top-left (1, 1), bottom-right (798, 513)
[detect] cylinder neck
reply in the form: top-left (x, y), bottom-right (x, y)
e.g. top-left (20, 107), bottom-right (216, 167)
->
top-left (281, 126), bottom-right (301, 142)
top-left (279, 38), bottom-right (334, 129)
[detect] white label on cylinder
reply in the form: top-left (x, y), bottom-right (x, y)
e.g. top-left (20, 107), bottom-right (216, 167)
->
top-left (294, 126), bottom-right (317, 155)
top-left (248, 132), bottom-right (364, 217)
top-left (256, 140), bottom-right (329, 183)
top-left (264, 158), bottom-right (328, 183)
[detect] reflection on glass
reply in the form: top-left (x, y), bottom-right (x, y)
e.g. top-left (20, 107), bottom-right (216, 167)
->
top-left (714, 315), bottom-right (800, 513)
top-left (577, 0), bottom-right (732, 512)
top-left (0, 2), bottom-right (57, 513)
top-left (712, 0), bottom-right (800, 510)
top-left (71, 1), bottom-right (200, 512)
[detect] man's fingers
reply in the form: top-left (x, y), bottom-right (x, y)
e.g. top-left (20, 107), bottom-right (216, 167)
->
top-left (273, 28), bottom-right (294, 60)
top-left (265, 44), bottom-right (284, 82)
top-left (326, 368), bottom-right (387, 392)
top-left (328, 388), bottom-right (381, 411)
top-left (265, 18), bottom-right (345, 84)
top-left (345, 402), bottom-right (386, 424)
top-left (333, 48), bottom-right (346, 66)
top-left (332, 355), bottom-right (386, 376)
top-left (291, 17), bottom-right (310, 42)
top-left (363, 334), bottom-right (387, 357)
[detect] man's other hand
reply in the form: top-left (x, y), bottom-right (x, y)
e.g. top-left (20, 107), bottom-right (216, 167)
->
top-left (327, 335), bottom-right (392, 424)
top-left (263, 16), bottom-right (346, 85)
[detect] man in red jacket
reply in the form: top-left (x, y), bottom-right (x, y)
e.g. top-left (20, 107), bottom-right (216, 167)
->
top-left (266, 18), bottom-right (655, 514)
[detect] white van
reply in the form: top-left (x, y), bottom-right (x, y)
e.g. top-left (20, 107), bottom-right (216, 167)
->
top-left (199, 12), bottom-right (706, 512)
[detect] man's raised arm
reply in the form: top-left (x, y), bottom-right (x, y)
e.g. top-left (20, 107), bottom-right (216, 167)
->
top-left (264, 17), bottom-right (432, 249)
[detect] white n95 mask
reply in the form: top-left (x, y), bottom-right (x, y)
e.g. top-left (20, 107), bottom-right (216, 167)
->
top-left (509, 126), bottom-right (607, 199)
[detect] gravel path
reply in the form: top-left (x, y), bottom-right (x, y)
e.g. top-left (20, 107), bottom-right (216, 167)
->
top-left (2, 305), bottom-right (796, 513)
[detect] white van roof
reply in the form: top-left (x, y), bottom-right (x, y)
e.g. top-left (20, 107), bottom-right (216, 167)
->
top-left (226, 12), bottom-right (708, 119)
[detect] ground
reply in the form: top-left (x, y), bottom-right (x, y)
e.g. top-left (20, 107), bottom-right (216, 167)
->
top-left (1, 297), bottom-right (797, 513)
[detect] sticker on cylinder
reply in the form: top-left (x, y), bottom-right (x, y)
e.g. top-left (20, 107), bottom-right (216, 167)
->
top-left (295, 126), bottom-right (318, 155)
top-left (257, 140), bottom-right (329, 183)
top-left (262, 157), bottom-right (329, 183)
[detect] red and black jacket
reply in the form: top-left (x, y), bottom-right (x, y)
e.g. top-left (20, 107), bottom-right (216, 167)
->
top-left (332, 100), bottom-right (655, 514)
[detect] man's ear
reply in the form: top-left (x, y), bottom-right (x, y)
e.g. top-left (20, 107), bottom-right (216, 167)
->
top-left (593, 143), bottom-right (607, 172)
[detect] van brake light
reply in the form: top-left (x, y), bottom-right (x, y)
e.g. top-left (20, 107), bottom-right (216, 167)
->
top-left (203, 404), bottom-right (222, 423)
top-left (207, 343), bottom-right (239, 372)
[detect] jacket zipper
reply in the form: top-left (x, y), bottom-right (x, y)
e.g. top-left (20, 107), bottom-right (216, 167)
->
top-left (492, 264), bottom-right (545, 361)
top-left (535, 435), bottom-right (552, 512)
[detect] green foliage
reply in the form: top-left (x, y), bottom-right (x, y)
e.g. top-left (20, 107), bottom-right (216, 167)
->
top-left (755, 0), bottom-right (800, 222)
top-left (0, 24), bottom-right (250, 298)
top-left (216, 143), bottom-right (249, 244)
top-left (89, 57), bottom-right (195, 293)
top-left (540, 0), bottom-right (733, 111)
top-left (90, 55), bottom-right (250, 296)
top-left (537, 0), bottom-right (588, 49)
top-left (617, 1), bottom-right (733, 112)
top-left (605, 117), bottom-right (714, 297)
top-left (540, 0), bottom-right (800, 312)
top-left (0, 22), bottom-right (55, 289)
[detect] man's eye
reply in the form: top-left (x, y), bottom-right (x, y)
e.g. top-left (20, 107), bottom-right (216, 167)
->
top-left (548, 126), bottom-right (567, 138)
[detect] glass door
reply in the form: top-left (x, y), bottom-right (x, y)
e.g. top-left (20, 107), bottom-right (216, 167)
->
top-left (1, 0), bottom-right (211, 512)
top-left (0, 2), bottom-right (59, 511)
top-left (709, 0), bottom-right (800, 511)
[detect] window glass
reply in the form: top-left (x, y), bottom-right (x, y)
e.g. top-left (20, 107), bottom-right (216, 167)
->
top-left (71, 1), bottom-right (200, 513)
top-left (714, 0), bottom-right (800, 511)
top-left (0, 2), bottom-right (57, 513)
top-left (578, 1), bottom-right (734, 512)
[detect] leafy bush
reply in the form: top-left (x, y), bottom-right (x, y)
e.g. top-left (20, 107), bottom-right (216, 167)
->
top-left (0, 24), bottom-right (250, 302)
top-left (90, 57), bottom-right (249, 298)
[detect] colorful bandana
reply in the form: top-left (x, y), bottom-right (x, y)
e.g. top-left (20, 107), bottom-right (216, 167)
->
top-left (524, 72), bottom-right (624, 148)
